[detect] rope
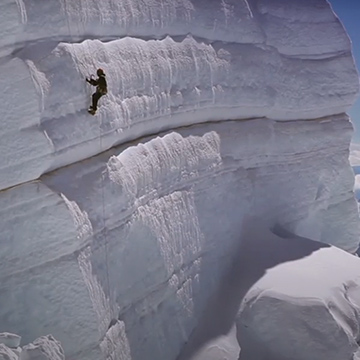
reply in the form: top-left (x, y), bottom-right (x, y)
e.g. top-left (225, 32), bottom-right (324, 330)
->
top-left (65, 5), bottom-right (114, 320)
top-left (99, 115), bottom-right (113, 317)
top-left (91, 56), bottom-right (113, 320)
top-left (90, 49), bottom-right (114, 323)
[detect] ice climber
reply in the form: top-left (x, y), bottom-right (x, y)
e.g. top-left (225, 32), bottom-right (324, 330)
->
top-left (86, 68), bottom-right (107, 115)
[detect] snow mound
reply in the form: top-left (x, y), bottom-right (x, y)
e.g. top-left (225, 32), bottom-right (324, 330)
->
top-left (236, 230), bottom-right (360, 360)
top-left (100, 320), bottom-right (132, 360)
top-left (354, 175), bottom-right (360, 201)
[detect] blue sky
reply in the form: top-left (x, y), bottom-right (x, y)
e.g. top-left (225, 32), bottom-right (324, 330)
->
top-left (329, 0), bottom-right (360, 143)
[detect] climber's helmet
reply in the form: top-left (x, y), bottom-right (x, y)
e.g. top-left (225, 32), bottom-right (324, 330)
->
top-left (97, 68), bottom-right (105, 76)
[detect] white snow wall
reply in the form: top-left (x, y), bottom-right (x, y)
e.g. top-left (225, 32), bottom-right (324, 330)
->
top-left (0, 0), bottom-right (359, 359)
top-left (1, 0), bottom-right (359, 189)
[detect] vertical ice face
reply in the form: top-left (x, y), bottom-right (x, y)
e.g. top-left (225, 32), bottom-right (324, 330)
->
top-left (1, 115), bottom-right (358, 359)
top-left (0, 0), bottom-right (358, 189)
top-left (0, 0), bottom-right (360, 359)
top-left (0, 0), bottom-right (263, 57)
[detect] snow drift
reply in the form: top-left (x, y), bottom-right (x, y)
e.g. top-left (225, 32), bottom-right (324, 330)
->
top-left (1, 0), bottom-right (360, 359)
top-left (0, 0), bottom-right (358, 190)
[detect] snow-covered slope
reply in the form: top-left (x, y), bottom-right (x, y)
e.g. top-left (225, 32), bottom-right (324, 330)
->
top-left (1, 0), bottom-right (360, 359)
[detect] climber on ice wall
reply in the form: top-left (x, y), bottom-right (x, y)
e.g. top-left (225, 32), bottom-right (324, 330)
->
top-left (86, 68), bottom-right (107, 115)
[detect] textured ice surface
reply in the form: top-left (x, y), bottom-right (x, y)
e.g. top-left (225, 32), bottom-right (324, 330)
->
top-left (0, 333), bottom-right (64, 360)
top-left (21, 335), bottom-right (64, 360)
top-left (174, 219), bottom-right (360, 360)
top-left (190, 325), bottom-right (239, 360)
top-left (235, 227), bottom-right (360, 360)
top-left (0, 333), bottom-right (21, 349)
top-left (354, 175), bottom-right (360, 201)
top-left (0, 344), bottom-right (19, 360)
top-left (0, 0), bottom-right (358, 189)
top-left (1, 116), bottom-right (360, 359)
top-left (1, 0), bottom-right (360, 359)
top-left (0, 0), bottom-right (352, 58)
top-left (350, 143), bottom-right (360, 167)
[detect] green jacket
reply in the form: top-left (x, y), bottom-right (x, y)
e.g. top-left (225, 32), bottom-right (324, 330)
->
top-left (88, 74), bottom-right (107, 95)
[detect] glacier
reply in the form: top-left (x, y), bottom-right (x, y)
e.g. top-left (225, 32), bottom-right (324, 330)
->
top-left (1, 0), bottom-right (359, 190)
top-left (1, 0), bottom-right (360, 359)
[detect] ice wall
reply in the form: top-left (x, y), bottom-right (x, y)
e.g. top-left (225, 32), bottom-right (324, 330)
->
top-left (1, 116), bottom-right (360, 359)
top-left (0, 0), bottom-right (358, 190)
top-left (1, 0), bottom-right (360, 359)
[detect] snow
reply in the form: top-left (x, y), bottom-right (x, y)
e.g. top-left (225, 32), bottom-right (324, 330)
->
top-left (0, 333), bottom-right (21, 349)
top-left (177, 220), bottom-right (360, 360)
top-left (354, 175), bottom-right (360, 201)
top-left (0, 0), bottom-right (351, 59)
top-left (1, 0), bottom-right (360, 359)
top-left (350, 143), bottom-right (360, 167)
top-left (21, 335), bottom-right (64, 360)
top-left (256, 0), bottom-right (351, 57)
top-left (173, 220), bottom-right (360, 360)
top-left (0, 344), bottom-right (19, 360)
top-left (0, 333), bottom-right (64, 360)
top-left (0, 0), bottom-right (358, 190)
top-left (235, 222), bottom-right (360, 360)
top-left (0, 182), bottom-right (90, 278)
top-left (100, 321), bottom-right (132, 360)
top-left (1, 116), bottom-right (360, 359)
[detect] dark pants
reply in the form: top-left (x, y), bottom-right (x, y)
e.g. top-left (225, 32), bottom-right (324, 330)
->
top-left (91, 92), bottom-right (103, 111)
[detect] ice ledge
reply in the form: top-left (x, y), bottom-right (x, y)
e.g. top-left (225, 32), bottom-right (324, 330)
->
top-left (0, 0), bottom-right (352, 59)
